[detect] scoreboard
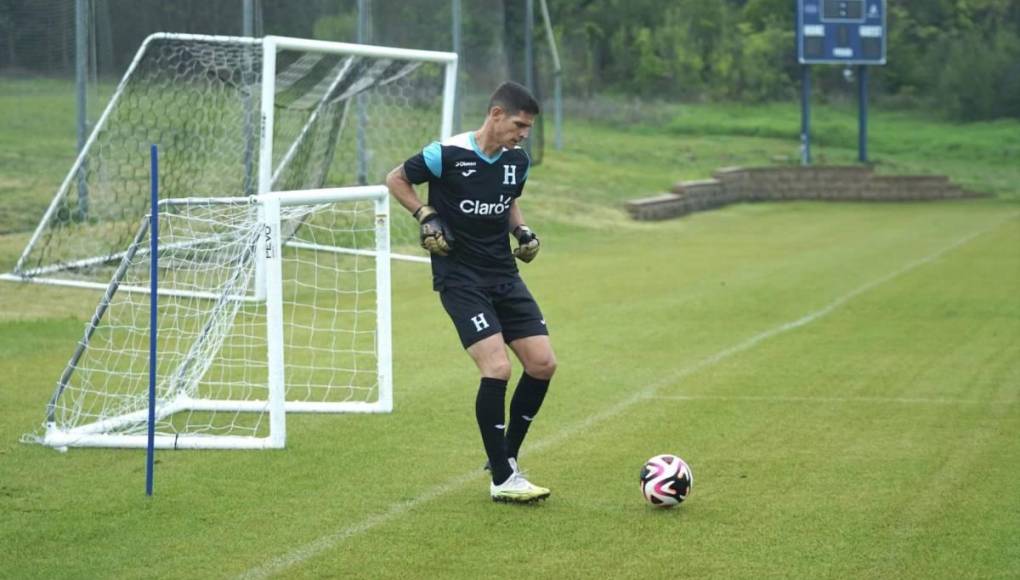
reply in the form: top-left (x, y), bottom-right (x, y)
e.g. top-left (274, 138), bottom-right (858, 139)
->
top-left (797, 0), bottom-right (886, 65)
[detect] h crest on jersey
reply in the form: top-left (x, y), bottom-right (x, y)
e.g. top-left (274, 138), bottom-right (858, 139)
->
top-left (503, 164), bottom-right (517, 185)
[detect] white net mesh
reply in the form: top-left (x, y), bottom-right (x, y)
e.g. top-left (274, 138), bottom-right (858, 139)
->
top-left (31, 201), bottom-right (266, 443)
top-left (15, 34), bottom-right (448, 283)
top-left (271, 44), bottom-right (444, 255)
top-left (17, 37), bottom-right (265, 281)
top-left (277, 200), bottom-right (382, 406)
top-left (26, 194), bottom-right (385, 448)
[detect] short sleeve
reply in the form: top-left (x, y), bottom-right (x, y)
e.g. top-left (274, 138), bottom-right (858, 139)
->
top-left (403, 141), bottom-right (442, 184)
top-left (517, 148), bottom-right (531, 196)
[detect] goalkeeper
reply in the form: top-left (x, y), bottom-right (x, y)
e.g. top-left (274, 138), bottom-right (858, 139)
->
top-left (386, 81), bottom-right (555, 504)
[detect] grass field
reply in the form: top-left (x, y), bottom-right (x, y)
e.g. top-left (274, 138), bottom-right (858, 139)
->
top-left (1, 78), bottom-right (1019, 578)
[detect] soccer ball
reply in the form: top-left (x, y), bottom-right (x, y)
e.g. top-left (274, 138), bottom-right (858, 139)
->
top-left (639, 454), bottom-right (693, 508)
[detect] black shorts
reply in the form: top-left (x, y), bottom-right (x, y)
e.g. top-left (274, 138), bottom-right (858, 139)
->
top-left (439, 280), bottom-right (548, 348)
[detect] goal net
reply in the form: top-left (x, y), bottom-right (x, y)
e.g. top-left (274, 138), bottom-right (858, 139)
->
top-left (26, 187), bottom-right (392, 450)
top-left (10, 33), bottom-right (454, 287)
top-left (14, 34), bottom-right (457, 450)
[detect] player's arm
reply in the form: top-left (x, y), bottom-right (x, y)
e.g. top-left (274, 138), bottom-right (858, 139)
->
top-left (385, 164), bottom-right (425, 215)
top-left (385, 163), bottom-right (454, 256)
top-left (508, 200), bottom-right (539, 263)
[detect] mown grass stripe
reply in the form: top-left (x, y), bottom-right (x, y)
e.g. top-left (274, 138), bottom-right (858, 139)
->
top-left (239, 212), bottom-right (1016, 579)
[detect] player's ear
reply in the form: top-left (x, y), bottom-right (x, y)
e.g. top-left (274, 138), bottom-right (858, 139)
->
top-left (488, 105), bottom-right (506, 121)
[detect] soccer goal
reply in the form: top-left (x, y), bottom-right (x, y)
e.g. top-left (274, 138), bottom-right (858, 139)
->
top-left (12, 34), bottom-right (457, 450)
top-left (7, 33), bottom-right (455, 289)
top-left (27, 186), bottom-right (393, 450)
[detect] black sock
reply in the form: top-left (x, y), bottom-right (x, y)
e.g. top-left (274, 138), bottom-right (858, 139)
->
top-left (476, 377), bottom-right (512, 484)
top-left (505, 373), bottom-right (550, 461)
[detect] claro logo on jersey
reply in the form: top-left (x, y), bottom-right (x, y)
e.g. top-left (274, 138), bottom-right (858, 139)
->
top-left (460, 194), bottom-right (511, 215)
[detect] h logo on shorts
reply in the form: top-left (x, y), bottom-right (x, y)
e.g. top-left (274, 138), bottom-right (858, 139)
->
top-left (471, 313), bottom-right (490, 332)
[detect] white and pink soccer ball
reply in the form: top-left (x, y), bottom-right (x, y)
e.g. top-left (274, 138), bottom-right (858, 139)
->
top-left (639, 454), bottom-right (693, 508)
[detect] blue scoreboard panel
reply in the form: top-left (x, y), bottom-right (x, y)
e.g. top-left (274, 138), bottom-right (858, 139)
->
top-left (797, 0), bottom-right (886, 65)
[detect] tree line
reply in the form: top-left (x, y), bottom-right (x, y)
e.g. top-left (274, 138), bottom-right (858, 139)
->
top-left (546, 0), bottom-right (1019, 121)
top-left (2, 0), bottom-right (1017, 121)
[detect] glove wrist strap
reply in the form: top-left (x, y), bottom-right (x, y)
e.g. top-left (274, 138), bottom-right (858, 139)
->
top-left (414, 205), bottom-right (437, 224)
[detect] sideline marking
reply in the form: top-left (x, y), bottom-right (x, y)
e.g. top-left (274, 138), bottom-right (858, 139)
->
top-left (650, 395), bottom-right (1016, 405)
top-left (240, 214), bottom-right (1016, 579)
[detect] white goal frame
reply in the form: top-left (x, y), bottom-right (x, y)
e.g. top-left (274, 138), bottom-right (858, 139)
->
top-left (257, 35), bottom-right (458, 196)
top-left (40, 186), bottom-right (393, 451)
top-left (9, 34), bottom-right (458, 450)
top-left (4, 33), bottom-right (456, 290)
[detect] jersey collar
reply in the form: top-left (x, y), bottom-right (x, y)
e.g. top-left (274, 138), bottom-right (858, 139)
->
top-left (469, 132), bottom-right (505, 164)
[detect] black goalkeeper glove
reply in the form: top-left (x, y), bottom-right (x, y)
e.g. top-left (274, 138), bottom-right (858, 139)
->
top-left (512, 225), bottom-right (540, 263)
top-left (414, 205), bottom-right (454, 256)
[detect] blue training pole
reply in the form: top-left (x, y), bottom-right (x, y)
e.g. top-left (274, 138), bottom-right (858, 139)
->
top-left (146, 144), bottom-right (158, 497)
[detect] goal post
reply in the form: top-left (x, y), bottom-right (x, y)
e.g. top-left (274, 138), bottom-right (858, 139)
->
top-left (28, 186), bottom-right (393, 451)
top-left (7, 33), bottom-right (455, 290)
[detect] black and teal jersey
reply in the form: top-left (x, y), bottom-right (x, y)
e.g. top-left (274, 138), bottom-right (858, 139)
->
top-left (403, 132), bottom-right (531, 291)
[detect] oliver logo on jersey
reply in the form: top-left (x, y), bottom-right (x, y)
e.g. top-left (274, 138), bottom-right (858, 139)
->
top-left (460, 194), bottom-right (512, 216)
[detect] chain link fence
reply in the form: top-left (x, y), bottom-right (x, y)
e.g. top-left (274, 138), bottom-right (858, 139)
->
top-left (1, 0), bottom-right (554, 167)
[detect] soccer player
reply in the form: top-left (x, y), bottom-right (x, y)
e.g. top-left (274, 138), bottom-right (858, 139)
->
top-left (386, 82), bottom-right (555, 504)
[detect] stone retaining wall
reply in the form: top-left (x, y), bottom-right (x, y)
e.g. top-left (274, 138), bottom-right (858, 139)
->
top-left (626, 166), bottom-right (986, 221)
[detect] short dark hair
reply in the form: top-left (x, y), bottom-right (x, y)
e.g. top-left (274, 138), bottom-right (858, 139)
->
top-left (488, 81), bottom-right (540, 116)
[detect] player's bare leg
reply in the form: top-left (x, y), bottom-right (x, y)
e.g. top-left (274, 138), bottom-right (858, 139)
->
top-left (467, 333), bottom-right (512, 380)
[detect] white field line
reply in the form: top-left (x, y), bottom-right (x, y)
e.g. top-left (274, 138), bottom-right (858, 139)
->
top-left (649, 395), bottom-right (1017, 405)
top-left (239, 213), bottom-right (1017, 580)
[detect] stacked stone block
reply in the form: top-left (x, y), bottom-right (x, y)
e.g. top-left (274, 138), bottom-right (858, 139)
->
top-left (626, 165), bottom-right (986, 221)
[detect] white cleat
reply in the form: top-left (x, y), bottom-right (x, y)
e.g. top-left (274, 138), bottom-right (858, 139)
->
top-left (490, 472), bottom-right (551, 504)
